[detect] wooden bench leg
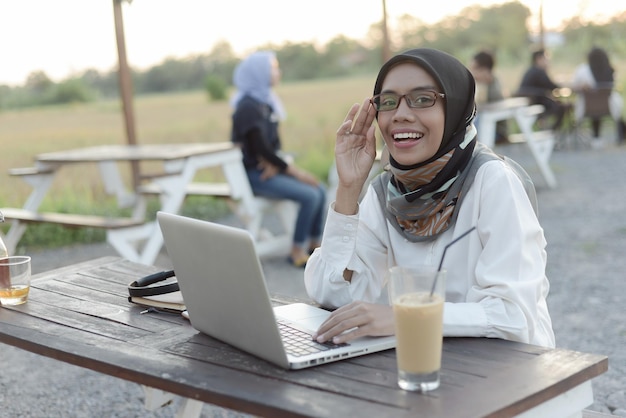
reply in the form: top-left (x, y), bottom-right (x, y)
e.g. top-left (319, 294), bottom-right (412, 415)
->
top-left (175, 398), bottom-right (204, 418)
top-left (530, 137), bottom-right (558, 189)
top-left (142, 386), bottom-right (175, 411)
top-left (97, 160), bottom-right (138, 209)
top-left (142, 386), bottom-right (203, 418)
top-left (106, 222), bottom-right (157, 264)
top-left (250, 198), bottom-right (298, 259)
top-left (515, 110), bottom-right (558, 189)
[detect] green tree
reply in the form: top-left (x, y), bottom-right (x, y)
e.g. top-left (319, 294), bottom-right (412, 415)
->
top-left (204, 41), bottom-right (239, 86)
top-left (320, 35), bottom-right (376, 77)
top-left (559, 15), bottom-right (626, 62)
top-left (25, 71), bottom-right (53, 94)
top-left (44, 79), bottom-right (95, 104)
top-left (79, 68), bottom-right (120, 98)
top-left (205, 74), bottom-right (228, 101)
top-left (276, 42), bottom-right (323, 80)
top-left (395, 1), bottom-right (530, 63)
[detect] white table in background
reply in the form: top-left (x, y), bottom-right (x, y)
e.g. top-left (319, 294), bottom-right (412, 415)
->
top-left (477, 97), bottom-right (558, 188)
top-left (2, 143), bottom-right (295, 264)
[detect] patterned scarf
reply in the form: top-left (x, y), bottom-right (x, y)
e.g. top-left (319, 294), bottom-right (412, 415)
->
top-left (386, 126), bottom-right (476, 237)
top-left (375, 138), bottom-right (535, 243)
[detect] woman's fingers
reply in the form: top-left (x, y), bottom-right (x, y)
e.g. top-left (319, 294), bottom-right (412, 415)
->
top-left (337, 103), bottom-right (361, 136)
top-left (337, 99), bottom-right (374, 138)
top-left (313, 302), bottom-right (394, 344)
top-left (313, 303), bottom-right (367, 343)
top-left (351, 98), bottom-right (375, 135)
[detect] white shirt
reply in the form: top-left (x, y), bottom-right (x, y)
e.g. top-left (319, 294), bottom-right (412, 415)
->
top-left (304, 159), bottom-right (555, 348)
top-left (571, 63), bottom-right (623, 121)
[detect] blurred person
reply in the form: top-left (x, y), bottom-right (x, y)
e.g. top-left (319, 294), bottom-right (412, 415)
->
top-left (571, 46), bottom-right (625, 145)
top-left (516, 49), bottom-right (567, 131)
top-left (304, 48), bottom-right (555, 348)
top-left (469, 50), bottom-right (508, 143)
top-left (230, 51), bottom-right (326, 267)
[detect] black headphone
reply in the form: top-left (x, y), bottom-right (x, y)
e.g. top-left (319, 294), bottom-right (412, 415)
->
top-left (128, 270), bottom-right (178, 297)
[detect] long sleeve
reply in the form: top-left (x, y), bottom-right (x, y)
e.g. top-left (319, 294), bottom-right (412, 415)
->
top-left (232, 96), bottom-right (288, 171)
top-left (517, 67), bottom-right (559, 97)
top-left (304, 160), bottom-right (555, 347)
top-left (245, 126), bottom-right (288, 171)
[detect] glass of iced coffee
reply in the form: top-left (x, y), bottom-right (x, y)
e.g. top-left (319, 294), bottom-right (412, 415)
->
top-left (388, 265), bottom-right (445, 392)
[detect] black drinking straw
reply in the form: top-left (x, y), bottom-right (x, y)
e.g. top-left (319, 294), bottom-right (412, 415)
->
top-left (430, 226), bottom-right (476, 297)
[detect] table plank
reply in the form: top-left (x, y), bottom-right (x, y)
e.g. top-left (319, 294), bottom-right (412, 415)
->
top-left (0, 208), bottom-right (144, 229)
top-left (35, 143), bottom-right (235, 163)
top-left (0, 313), bottom-right (413, 417)
top-left (440, 348), bottom-right (608, 417)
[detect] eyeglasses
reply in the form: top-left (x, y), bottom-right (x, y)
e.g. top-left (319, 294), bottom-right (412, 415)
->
top-left (370, 90), bottom-right (445, 112)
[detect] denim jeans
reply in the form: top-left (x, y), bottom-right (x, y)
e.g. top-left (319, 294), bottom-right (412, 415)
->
top-left (246, 168), bottom-right (326, 249)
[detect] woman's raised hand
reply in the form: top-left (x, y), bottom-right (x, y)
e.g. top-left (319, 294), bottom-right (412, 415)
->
top-left (334, 99), bottom-right (377, 215)
top-left (336, 99), bottom-right (377, 186)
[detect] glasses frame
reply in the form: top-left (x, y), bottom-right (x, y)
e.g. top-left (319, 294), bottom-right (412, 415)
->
top-left (370, 90), bottom-right (445, 112)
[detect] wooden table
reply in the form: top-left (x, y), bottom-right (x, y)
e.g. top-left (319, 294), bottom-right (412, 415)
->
top-left (2, 143), bottom-right (296, 264)
top-left (476, 97), bottom-right (558, 188)
top-left (0, 257), bottom-right (608, 418)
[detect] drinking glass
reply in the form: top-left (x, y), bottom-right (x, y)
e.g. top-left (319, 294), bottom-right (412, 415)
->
top-left (388, 265), bottom-right (446, 392)
top-left (0, 256), bottom-right (32, 306)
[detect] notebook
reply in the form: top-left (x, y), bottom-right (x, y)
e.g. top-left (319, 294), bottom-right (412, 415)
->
top-left (157, 211), bottom-right (396, 370)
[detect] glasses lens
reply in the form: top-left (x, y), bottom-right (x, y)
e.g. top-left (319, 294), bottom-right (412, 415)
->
top-left (372, 93), bottom-right (399, 111)
top-left (406, 91), bottom-right (437, 108)
top-left (372, 91), bottom-right (440, 111)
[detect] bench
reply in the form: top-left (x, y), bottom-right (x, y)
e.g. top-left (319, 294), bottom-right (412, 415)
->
top-left (3, 165), bottom-right (148, 256)
top-left (508, 129), bottom-right (554, 144)
top-left (478, 99), bottom-right (557, 188)
top-left (139, 180), bottom-right (297, 259)
top-left (6, 143), bottom-right (298, 262)
top-left (8, 167), bottom-right (56, 177)
top-left (0, 208), bottom-right (144, 229)
top-left (138, 182), bottom-right (232, 198)
top-left (0, 207), bottom-right (147, 260)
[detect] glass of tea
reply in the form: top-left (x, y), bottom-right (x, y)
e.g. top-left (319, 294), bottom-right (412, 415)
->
top-left (0, 256), bottom-right (32, 306)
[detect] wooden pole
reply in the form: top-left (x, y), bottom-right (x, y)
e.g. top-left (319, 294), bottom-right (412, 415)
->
top-left (381, 0), bottom-right (391, 63)
top-left (112, 0), bottom-right (140, 190)
top-left (538, 0), bottom-right (545, 50)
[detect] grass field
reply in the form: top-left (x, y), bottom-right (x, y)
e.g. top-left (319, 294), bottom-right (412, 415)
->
top-left (0, 74), bottom-right (375, 209)
top-left (2, 64), bottom-right (624, 248)
top-left (3, 63), bottom-right (625, 208)
top-left (0, 74), bottom-right (378, 248)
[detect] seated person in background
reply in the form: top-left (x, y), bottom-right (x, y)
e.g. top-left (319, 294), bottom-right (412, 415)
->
top-left (571, 46), bottom-right (625, 144)
top-left (469, 50), bottom-right (508, 143)
top-left (230, 51), bottom-right (326, 267)
top-left (304, 48), bottom-right (555, 348)
top-left (516, 49), bottom-right (567, 131)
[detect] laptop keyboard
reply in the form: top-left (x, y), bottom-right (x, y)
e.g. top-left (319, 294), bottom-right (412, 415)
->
top-left (277, 319), bottom-right (348, 357)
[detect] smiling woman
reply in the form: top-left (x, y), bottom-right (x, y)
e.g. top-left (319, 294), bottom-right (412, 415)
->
top-left (304, 48), bottom-right (555, 349)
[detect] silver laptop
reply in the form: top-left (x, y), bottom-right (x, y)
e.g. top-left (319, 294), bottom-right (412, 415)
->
top-left (157, 211), bottom-right (395, 370)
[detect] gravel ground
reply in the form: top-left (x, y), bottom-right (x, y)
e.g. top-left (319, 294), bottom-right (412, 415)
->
top-left (2, 138), bottom-right (626, 417)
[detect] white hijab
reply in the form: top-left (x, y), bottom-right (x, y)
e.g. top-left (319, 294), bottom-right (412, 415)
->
top-left (230, 51), bottom-right (286, 120)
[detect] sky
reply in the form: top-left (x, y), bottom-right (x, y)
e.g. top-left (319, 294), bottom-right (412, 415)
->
top-left (1, 0), bottom-right (623, 86)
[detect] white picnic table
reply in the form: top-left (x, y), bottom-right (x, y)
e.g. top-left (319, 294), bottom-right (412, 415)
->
top-left (2, 143), bottom-right (296, 264)
top-left (476, 97), bottom-right (558, 188)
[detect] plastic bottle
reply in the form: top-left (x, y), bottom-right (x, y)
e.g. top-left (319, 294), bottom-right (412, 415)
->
top-left (0, 210), bottom-right (7, 257)
top-left (0, 211), bottom-right (9, 292)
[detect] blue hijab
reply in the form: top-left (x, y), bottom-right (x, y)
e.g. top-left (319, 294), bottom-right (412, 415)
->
top-left (230, 51), bottom-right (286, 120)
